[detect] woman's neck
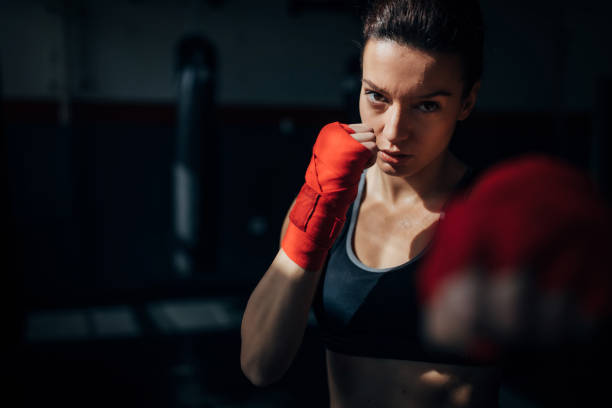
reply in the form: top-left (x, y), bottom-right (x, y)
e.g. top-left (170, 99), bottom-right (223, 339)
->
top-left (367, 151), bottom-right (466, 210)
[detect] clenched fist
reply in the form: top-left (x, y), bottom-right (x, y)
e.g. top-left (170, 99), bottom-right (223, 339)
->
top-left (418, 155), bottom-right (612, 361)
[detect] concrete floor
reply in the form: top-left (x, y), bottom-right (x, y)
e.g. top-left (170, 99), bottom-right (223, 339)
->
top-left (17, 297), bottom-right (570, 408)
top-left (18, 297), bottom-right (329, 408)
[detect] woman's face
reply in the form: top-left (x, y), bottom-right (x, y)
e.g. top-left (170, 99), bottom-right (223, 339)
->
top-left (359, 39), bottom-right (479, 178)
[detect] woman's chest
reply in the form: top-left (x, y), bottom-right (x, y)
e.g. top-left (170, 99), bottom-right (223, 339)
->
top-left (353, 201), bottom-right (440, 269)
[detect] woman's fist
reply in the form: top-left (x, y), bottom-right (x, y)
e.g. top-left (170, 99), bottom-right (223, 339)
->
top-left (418, 155), bottom-right (612, 362)
top-left (281, 122), bottom-right (374, 271)
top-left (347, 123), bottom-right (377, 168)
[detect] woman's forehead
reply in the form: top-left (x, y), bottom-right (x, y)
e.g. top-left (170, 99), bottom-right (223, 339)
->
top-left (362, 39), bottom-right (464, 97)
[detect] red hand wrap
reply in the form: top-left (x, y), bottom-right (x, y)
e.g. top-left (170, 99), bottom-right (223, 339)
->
top-left (419, 155), bottom-right (612, 310)
top-left (281, 122), bottom-right (372, 271)
top-left (418, 155), bottom-right (612, 360)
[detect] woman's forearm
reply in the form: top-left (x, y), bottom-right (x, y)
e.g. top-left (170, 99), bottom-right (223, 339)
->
top-left (240, 249), bottom-right (322, 386)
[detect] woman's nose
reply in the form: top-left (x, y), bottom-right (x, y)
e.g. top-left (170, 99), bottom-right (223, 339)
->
top-left (380, 106), bottom-right (411, 145)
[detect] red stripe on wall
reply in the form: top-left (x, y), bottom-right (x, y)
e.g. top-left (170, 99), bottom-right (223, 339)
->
top-left (2, 100), bottom-right (346, 127)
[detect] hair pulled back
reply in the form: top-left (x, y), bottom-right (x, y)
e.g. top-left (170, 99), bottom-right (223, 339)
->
top-left (363, 0), bottom-right (484, 97)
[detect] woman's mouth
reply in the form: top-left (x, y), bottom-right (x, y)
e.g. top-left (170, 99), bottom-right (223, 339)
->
top-left (379, 150), bottom-right (413, 164)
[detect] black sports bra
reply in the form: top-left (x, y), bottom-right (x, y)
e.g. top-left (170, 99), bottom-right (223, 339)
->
top-left (312, 168), bottom-right (479, 363)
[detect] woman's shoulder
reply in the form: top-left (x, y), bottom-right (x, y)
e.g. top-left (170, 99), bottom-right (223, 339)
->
top-left (454, 163), bottom-right (486, 197)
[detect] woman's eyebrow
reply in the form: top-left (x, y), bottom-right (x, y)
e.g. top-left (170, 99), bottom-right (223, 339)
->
top-left (362, 78), bottom-right (388, 95)
top-left (418, 90), bottom-right (453, 98)
top-left (362, 78), bottom-right (453, 99)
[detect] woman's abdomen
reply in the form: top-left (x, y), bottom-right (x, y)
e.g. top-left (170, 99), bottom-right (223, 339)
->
top-left (325, 349), bottom-right (500, 408)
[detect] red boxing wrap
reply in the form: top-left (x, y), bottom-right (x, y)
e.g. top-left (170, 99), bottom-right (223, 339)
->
top-left (282, 122), bottom-right (372, 271)
top-left (418, 155), bottom-right (612, 361)
top-left (419, 155), bottom-right (612, 312)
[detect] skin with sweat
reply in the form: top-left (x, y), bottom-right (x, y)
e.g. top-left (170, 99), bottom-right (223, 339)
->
top-left (284, 39), bottom-right (499, 408)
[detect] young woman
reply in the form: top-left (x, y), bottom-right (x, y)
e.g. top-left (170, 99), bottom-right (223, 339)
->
top-left (241, 1), bottom-right (500, 406)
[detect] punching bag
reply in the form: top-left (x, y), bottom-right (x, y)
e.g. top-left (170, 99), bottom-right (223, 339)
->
top-left (173, 35), bottom-right (217, 278)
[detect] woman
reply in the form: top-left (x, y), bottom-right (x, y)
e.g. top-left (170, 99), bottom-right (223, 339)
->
top-left (241, 1), bottom-right (500, 406)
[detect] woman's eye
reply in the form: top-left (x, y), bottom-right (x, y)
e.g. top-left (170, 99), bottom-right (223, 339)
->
top-left (418, 101), bottom-right (440, 113)
top-left (365, 90), bottom-right (386, 103)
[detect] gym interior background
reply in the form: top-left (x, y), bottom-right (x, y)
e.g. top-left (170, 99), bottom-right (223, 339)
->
top-left (2, 0), bottom-right (611, 407)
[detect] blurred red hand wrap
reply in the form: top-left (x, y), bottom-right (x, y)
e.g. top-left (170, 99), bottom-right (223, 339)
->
top-left (281, 122), bottom-right (372, 271)
top-left (418, 155), bottom-right (612, 359)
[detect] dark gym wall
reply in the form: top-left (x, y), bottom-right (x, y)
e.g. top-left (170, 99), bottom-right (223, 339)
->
top-left (3, 1), bottom-right (611, 109)
top-left (3, 2), bottom-right (612, 408)
top-left (2, 0), bottom-right (611, 306)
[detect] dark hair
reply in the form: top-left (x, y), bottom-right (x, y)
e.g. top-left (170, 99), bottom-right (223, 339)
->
top-left (363, 0), bottom-right (484, 98)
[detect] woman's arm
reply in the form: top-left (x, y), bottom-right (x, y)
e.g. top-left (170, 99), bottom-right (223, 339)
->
top-left (240, 123), bottom-right (375, 386)
top-left (240, 200), bottom-right (321, 386)
top-left (279, 198), bottom-right (296, 248)
top-left (240, 250), bottom-right (322, 386)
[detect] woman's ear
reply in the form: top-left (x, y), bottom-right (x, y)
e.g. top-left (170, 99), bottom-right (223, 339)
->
top-left (458, 81), bottom-right (481, 121)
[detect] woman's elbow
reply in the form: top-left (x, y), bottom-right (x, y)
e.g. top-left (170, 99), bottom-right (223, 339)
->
top-left (241, 367), bottom-right (279, 387)
top-left (240, 349), bottom-right (285, 387)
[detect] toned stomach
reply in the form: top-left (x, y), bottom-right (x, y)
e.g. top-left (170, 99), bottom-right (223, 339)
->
top-left (325, 349), bottom-right (500, 408)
